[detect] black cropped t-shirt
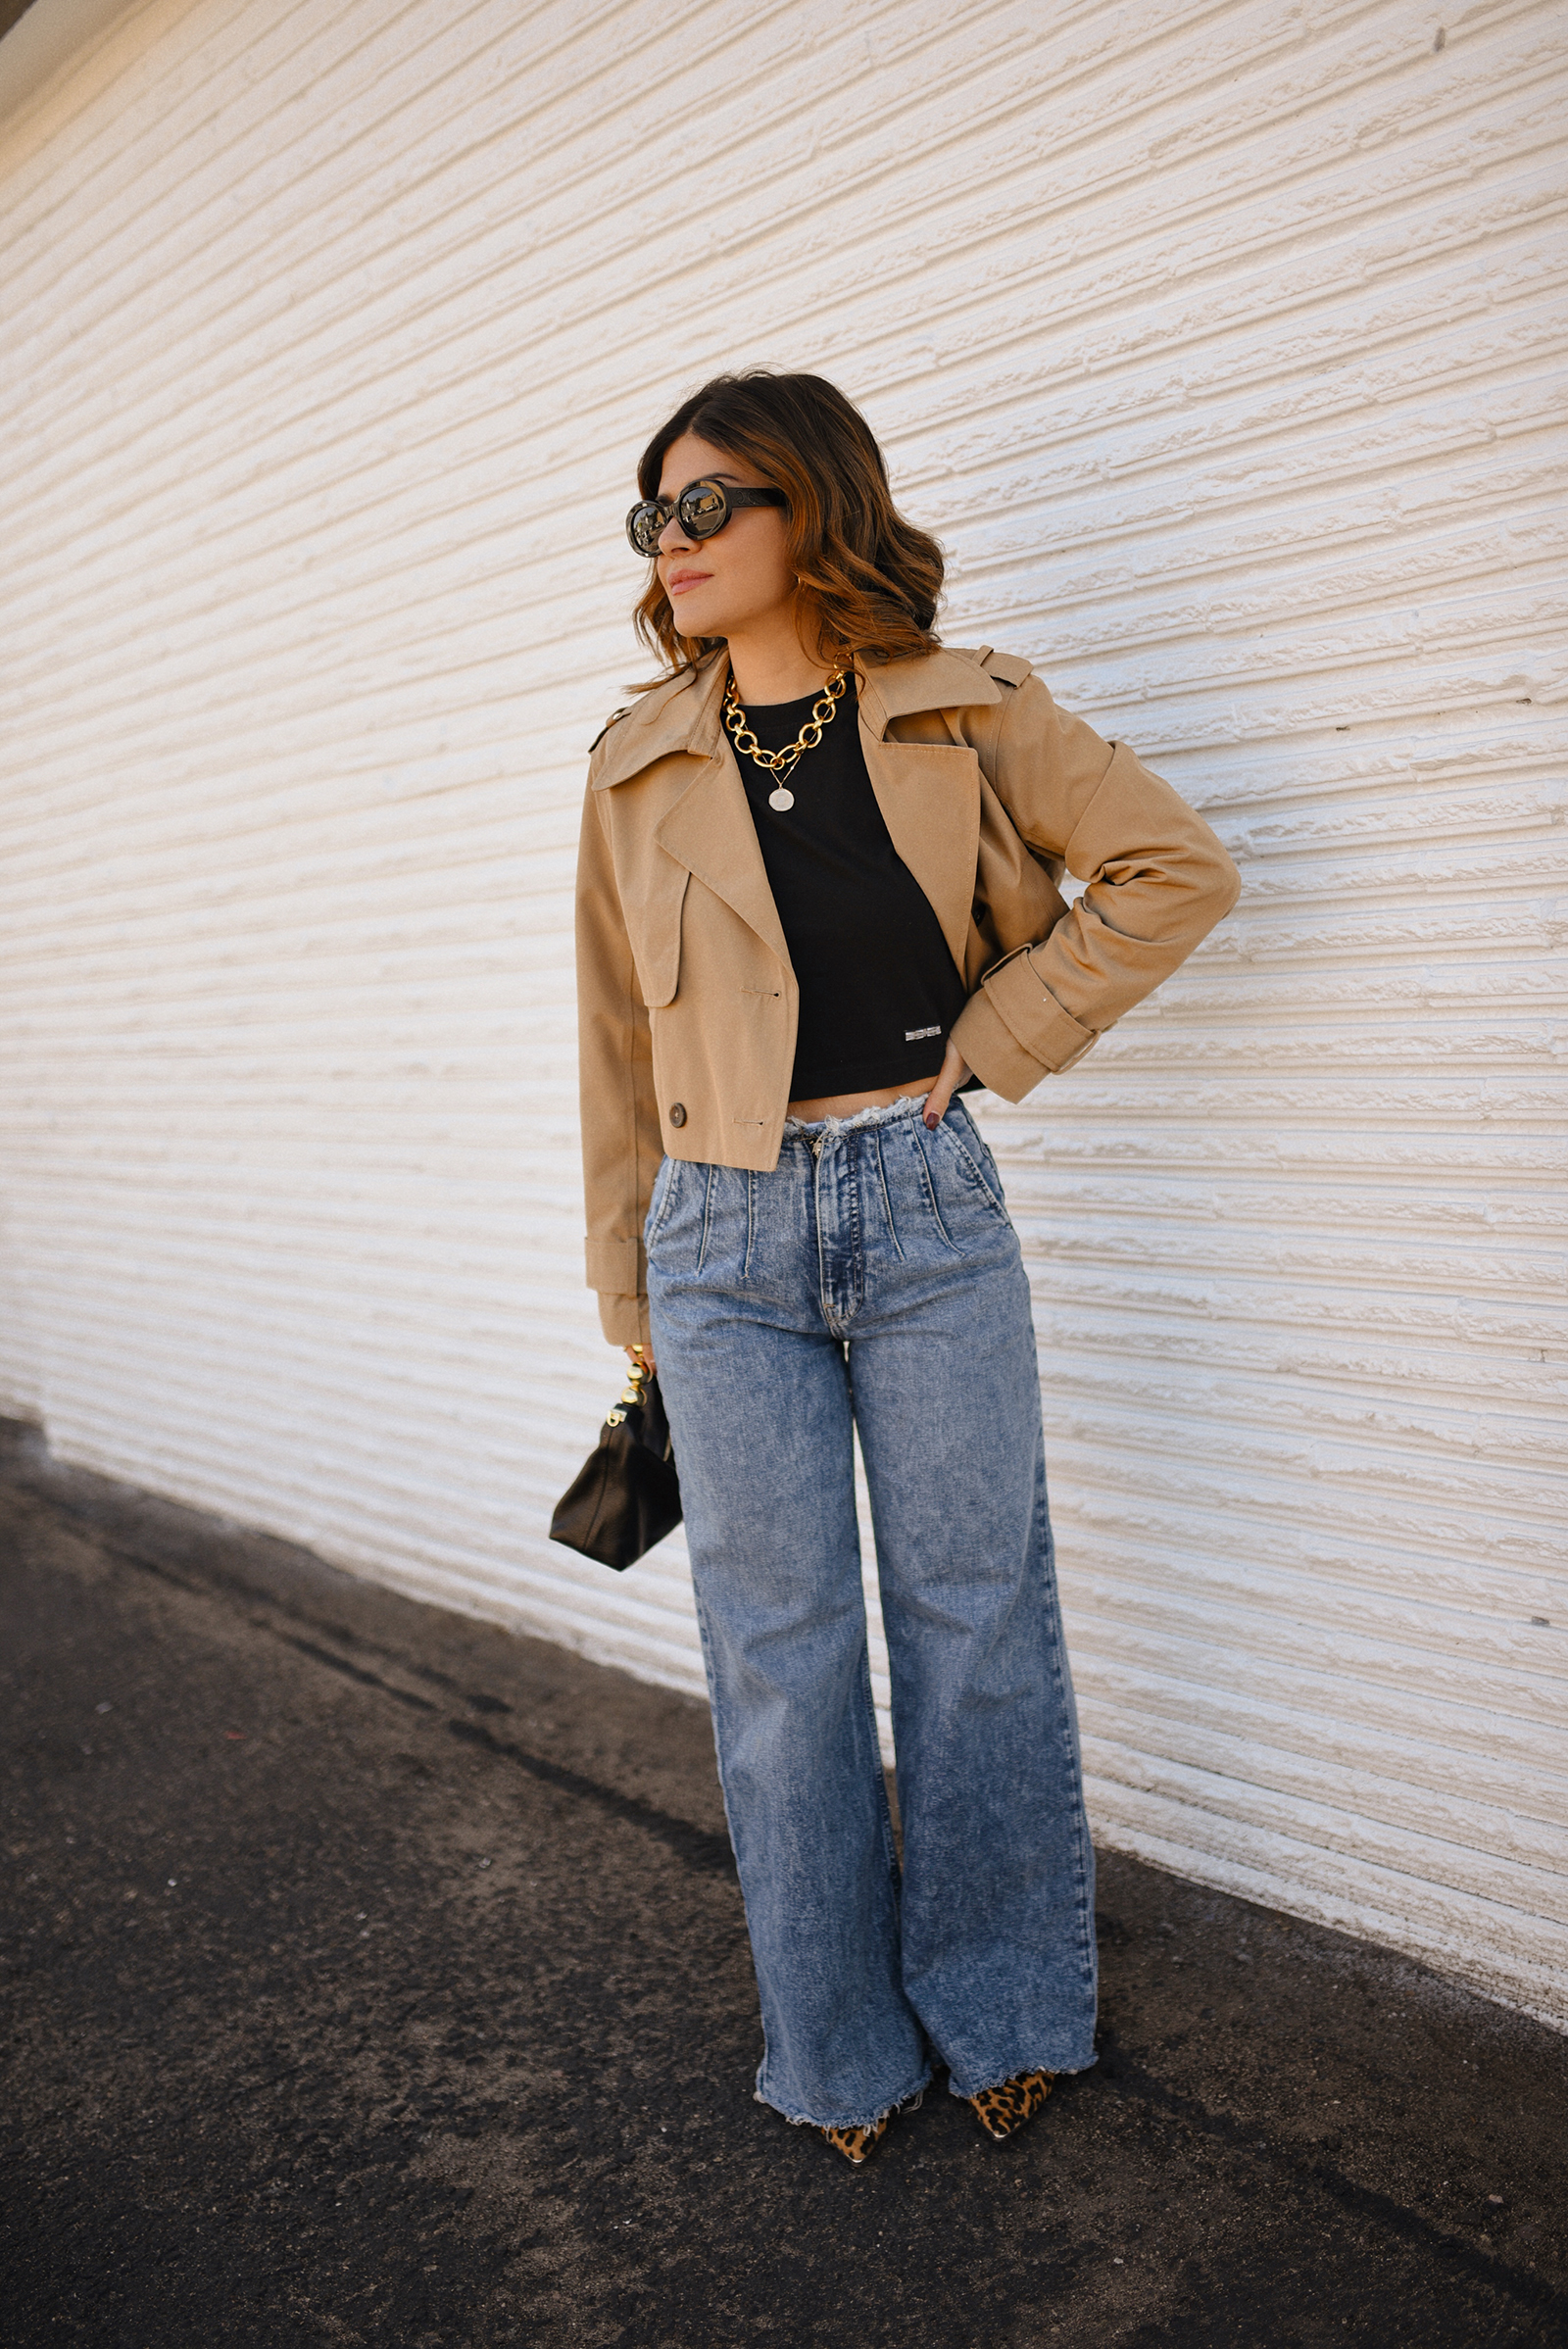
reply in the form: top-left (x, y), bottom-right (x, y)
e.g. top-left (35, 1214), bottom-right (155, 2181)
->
top-left (733, 679), bottom-right (968, 1101)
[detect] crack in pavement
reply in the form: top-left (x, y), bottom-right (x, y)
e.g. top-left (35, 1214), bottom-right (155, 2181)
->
top-left (443, 1715), bottom-right (736, 1877)
top-left (74, 1509), bottom-right (741, 1881)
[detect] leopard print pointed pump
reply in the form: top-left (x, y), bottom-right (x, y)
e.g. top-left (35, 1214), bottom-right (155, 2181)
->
top-left (967, 2069), bottom-right (1054, 2140)
top-left (819, 2113), bottom-right (891, 2165)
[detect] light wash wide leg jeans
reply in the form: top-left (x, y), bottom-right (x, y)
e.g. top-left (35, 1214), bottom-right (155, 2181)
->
top-left (646, 1095), bottom-right (1098, 2132)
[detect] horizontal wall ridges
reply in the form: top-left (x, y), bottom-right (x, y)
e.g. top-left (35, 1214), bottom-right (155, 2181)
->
top-left (1082, 1735), bottom-right (1568, 1923)
top-left (1063, 1585), bottom-right (1566, 1736)
top-left (26, 1344), bottom-right (1568, 1653)
top-left (990, 1123), bottom-right (1568, 1180)
top-left (6, 2), bottom-right (1558, 535)
top-left (24, 1304), bottom-right (1566, 1573)
top-left (5, 715), bottom-right (1565, 870)
top-left (0, 0), bottom-right (1526, 416)
top-left (8, 316), bottom-right (1566, 659)
top-left (14, 490), bottom-right (1565, 739)
top-left (1081, 1800), bottom-right (1568, 2030)
top-left (12, 638), bottom-right (1562, 795)
top-left (1035, 1320), bottom-right (1568, 1413)
top-left (1035, 1356), bottom-right (1566, 1470)
top-left (1083, 1768), bottom-right (1568, 1966)
top-left (1043, 1423), bottom-right (1568, 1553)
top-left (4, 1139), bottom-right (1563, 1253)
top-left (3, 225), bottom-right (1558, 705)
top-left (1073, 1654), bottom-right (1568, 1828)
top-left (6, 1200), bottom-right (1564, 1353)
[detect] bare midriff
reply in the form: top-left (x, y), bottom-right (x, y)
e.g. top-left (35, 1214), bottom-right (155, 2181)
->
top-left (787, 1074), bottom-right (942, 1121)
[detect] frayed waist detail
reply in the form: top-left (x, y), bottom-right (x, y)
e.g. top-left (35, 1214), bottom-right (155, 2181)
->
top-left (783, 1093), bottom-right (929, 1143)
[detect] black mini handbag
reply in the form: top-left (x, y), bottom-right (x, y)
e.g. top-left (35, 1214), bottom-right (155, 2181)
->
top-left (549, 1354), bottom-right (682, 1571)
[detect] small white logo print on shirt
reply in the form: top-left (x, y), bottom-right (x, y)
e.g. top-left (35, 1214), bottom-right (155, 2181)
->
top-left (905, 1025), bottom-right (942, 1042)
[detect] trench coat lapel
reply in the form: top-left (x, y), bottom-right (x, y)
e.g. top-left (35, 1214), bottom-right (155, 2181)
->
top-left (636, 661), bottom-right (793, 969)
top-left (858, 650), bottom-right (999, 976)
top-left (655, 741), bottom-right (792, 970)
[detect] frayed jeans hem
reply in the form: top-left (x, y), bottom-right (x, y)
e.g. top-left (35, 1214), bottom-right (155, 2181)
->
top-left (947, 2048), bottom-right (1098, 2100)
top-left (755, 2068), bottom-right (932, 2134)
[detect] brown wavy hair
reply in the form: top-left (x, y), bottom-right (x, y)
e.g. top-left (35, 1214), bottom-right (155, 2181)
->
top-left (631, 371), bottom-right (944, 684)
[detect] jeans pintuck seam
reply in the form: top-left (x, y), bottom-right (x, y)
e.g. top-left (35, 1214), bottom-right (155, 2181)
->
top-left (743, 1167), bottom-right (757, 1281)
top-left (870, 1128), bottom-right (906, 1262)
top-left (908, 1118), bottom-right (957, 1251)
top-left (696, 1163), bottom-right (717, 1275)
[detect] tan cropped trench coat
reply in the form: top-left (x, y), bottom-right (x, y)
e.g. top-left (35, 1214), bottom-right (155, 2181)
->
top-left (576, 643), bottom-right (1241, 1346)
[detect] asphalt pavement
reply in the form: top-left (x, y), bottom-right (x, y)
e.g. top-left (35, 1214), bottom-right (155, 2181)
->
top-left (2, 1414), bottom-right (1565, 2348)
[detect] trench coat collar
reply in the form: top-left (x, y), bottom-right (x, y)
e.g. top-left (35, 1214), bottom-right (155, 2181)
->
top-left (589, 655), bottom-right (727, 791)
top-left (856, 644), bottom-right (1004, 735)
top-left (590, 643), bottom-right (1004, 790)
top-left (592, 645), bottom-right (1003, 977)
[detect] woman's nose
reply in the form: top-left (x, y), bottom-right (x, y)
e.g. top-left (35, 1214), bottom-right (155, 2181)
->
top-left (658, 510), bottom-right (696, 555)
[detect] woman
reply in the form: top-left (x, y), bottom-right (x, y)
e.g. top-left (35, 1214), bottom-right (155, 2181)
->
top-left (575, 371), bottom-right (1239, 2164)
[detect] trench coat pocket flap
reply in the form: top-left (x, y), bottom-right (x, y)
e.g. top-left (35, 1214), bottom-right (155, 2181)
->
top-left (982, 945), bottom-right (1100, 1073)
top-left (586, 1235), bottom-right (647, 1291)
top-left (621, 861), bottom-right (688, 1008)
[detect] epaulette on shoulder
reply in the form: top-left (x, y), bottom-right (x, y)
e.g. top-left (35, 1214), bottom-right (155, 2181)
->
top-left (978, 649), bottom-right (1033, 688)
top-left (588, 707), bottom-right (631, 755)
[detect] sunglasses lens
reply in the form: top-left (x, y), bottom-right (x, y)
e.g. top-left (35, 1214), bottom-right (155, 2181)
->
top-left (678, 481), bottom-right (730, 539)
top-left (627, 500), bottom-right (669, 556)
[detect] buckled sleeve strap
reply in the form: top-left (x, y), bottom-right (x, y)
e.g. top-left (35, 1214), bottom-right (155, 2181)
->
top-left (952, 950), bottom-right (1098, 1101)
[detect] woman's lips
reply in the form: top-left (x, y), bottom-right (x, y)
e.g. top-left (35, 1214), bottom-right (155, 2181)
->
top-left (665, 570), bottom-right (710, 596)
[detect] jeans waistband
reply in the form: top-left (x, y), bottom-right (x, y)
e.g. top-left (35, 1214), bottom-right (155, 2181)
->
top-left (782, 1093), bottom-right (932, 1145)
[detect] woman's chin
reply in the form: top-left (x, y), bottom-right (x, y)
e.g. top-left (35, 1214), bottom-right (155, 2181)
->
top-left (667, 592), bottom-right (760, 644)
top-left (665, 589), bottom-right (721, 632)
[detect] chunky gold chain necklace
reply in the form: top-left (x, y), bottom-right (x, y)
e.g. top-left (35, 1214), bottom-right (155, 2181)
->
top-left (723, 668), bottom-right (848, 811)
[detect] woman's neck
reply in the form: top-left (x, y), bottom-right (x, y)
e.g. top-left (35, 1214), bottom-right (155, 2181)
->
top-left (724, 618), bottom-right (836, 707)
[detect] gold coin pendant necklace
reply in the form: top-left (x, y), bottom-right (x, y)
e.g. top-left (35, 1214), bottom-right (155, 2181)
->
top-left (723, 668), bottom-right (848, 811)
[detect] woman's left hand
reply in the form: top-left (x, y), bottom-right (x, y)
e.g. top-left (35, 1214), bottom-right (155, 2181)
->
top-left (922, 1038), bottom-right (972, 1129)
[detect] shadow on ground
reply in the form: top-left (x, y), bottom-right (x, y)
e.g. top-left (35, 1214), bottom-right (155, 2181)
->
top-left (2, 1418), bottom-right (1564, 2347)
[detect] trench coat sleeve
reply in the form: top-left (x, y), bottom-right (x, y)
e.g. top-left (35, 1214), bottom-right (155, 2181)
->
top-left (951, 674), bottom-right (1241, 1101)
top-left (575, 778), bottom-right (662, 1348)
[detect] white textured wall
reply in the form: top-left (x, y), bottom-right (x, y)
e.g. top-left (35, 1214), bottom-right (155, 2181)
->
top-left (2, 0), bottom-right (1564, 2025)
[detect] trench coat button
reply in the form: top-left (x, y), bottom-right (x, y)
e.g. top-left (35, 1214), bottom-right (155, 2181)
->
top-left (668, 1101), bottom-right (687, 1128)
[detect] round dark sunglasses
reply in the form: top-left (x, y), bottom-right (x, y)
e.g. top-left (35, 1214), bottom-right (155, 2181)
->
top-left (626, 476), bottom-right (787, 558)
